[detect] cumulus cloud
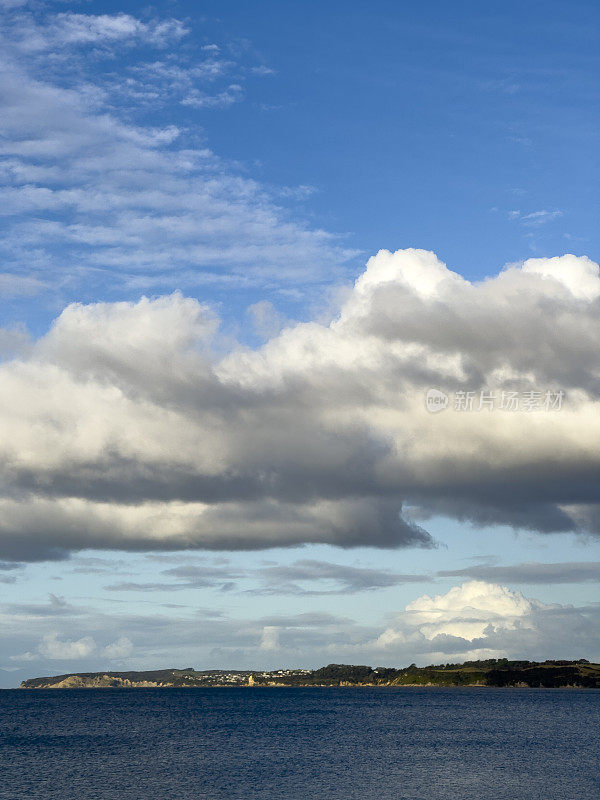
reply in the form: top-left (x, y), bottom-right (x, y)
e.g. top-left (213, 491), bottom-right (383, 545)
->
top-left (0, 249), bottom-right (600, 559)
top-left (10, 630), bottom-right (133, 664)
top-left (246, 300), bottom-right (290, 340)
top-left (38, 632), bottom-right (97, 660)
top-left (259, 626), bottom-right (279, 651)
top-left (379, 581), bottom-right (536, 645)
top-left (103, 636), bottom-right (133, 659)
top-left (373, 581), bottom-right (600, 661)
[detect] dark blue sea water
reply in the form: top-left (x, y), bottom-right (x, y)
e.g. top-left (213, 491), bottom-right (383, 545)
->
top-left (1, 688), bottom-right (599, 799)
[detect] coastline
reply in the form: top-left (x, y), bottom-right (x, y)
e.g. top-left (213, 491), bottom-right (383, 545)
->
top-left (18, 659), bottom-right (600, 691)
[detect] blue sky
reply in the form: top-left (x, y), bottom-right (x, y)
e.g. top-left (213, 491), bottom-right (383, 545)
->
top-left (1, 0), bottom-right (599, 686)
top-left (2, 0), bottom-right (599, 329)
top-left (195, 0), bottom-right (599, 274)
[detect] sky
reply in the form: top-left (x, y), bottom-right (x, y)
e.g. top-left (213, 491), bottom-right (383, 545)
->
top-left (0, 0), bottom-right (599, 687)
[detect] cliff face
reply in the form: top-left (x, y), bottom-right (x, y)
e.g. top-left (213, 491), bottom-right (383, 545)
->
top-left (36, 675), bottom-right (165, 689)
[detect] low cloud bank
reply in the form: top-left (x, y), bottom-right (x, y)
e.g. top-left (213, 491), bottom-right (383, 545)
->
top-left (4, 582), bottom-right (598, 682)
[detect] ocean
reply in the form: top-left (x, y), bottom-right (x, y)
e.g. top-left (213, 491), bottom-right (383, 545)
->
top-left (1, 687), bottom-right (599, 799)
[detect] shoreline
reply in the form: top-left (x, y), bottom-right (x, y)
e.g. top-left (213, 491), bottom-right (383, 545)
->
top-left (13, 683), bottom-right (598, 691)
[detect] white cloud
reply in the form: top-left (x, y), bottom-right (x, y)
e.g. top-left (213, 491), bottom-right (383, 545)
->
top-left (246, 300), bottom-right (289, 339)
top-left (522, 254), bottom-right (600, 300)
top-left (380, 581), bottom-right (537, 645)
top-left (372, 580), bottom-right (599, 662)
top-left (0, 249), bottom-right (599, 559)
top-left (0, 6), bottom-right (354, 297)
top-left (0, 325), bottom-right (30, 359)
top-left (103, 636), bottom-right (133, 659)
top-left (251, 65), bottom-right (275, 76)
top-left (509, 209), bottom-right (563, 227)
top-left (114, 58), bottom-right (238, 109)
top-left (9, 632), bottom-right (131, 665)
top-left (0, 273), bottom-right (45, 298)
top-left (182, 84), bottom-right (243, 108)
top-left (14, 12), bottom-right (188, 51)
top-left (260, 626), bottom-right (279, 651)
top-left (39, 632), bottom-right (97, 660)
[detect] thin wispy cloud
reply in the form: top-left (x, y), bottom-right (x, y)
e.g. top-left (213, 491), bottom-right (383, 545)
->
top-left (251, 560), bottom-right (429, 595)
top-left (103, 559), bottom-right (427, 595)
top-left (509, 209), bottom-right (563, 226)
top-left (0, 4), bottom-right (355, 315)
top-left (181, 84), bottom-right (244, 108)
top-left (438, 561), bottom-right (600, 584)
